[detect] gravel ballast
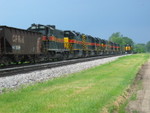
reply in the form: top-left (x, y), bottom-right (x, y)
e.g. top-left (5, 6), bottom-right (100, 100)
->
top-left (0, 56), bottom-right (123, 93)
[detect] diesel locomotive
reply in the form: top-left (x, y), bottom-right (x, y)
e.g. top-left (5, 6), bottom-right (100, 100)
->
top-left (0, 24), bottom-right (131, 66)
top-left (124, 44), bottom-right (132, 54)
top-left (27, 24), bottom-right (122, 58)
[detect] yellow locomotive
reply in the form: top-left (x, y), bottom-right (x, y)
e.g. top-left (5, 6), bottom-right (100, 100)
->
top-left (124, 44), bottom-right (132, 54)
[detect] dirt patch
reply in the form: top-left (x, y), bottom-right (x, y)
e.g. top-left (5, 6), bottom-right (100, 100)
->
top-left (126, 60), bottom-right (150, 113)
top-left (101, 60), bottom-right (150, 113)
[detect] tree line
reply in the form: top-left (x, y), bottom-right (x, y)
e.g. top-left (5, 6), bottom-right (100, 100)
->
top-left (109, 32), bottom-right (150, 53)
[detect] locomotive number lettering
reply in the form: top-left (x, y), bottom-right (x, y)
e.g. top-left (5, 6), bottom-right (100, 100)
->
top-left (12, 35), bottom-right (24, 44)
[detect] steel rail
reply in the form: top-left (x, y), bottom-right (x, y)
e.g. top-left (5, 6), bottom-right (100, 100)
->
top-left (0, 54), bottom-right (122, 77)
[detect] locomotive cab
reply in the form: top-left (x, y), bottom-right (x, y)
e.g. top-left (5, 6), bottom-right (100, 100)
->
top-left (27, 24), bottom-right (54, 36)
top-left (28, 24), bottom-right (66, 60)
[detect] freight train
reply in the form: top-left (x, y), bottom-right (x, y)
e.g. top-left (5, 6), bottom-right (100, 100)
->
top-left (0, 24), bottom-right (132, 66)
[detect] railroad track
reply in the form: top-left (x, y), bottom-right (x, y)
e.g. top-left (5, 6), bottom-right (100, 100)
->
top-left (0, 54), bottom-right (122, 77)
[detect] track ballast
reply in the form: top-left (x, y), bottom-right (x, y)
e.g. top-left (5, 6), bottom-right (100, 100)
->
top-left (0, 54), bottom-right (122, 77)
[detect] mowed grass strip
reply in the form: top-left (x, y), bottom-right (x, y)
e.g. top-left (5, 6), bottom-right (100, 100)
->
top-left (0, 54), bottom-right (149, 113)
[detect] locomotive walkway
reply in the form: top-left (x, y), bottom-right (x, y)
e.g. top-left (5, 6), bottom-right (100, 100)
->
top-left (127, 60), bottom-right (150, 113)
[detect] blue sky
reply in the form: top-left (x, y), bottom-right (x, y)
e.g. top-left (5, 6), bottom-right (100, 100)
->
top-left (0, 0), bottom-right (150, 44)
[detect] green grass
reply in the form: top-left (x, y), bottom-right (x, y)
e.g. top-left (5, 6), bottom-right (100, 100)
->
top-left (0, 54), bottom-right (149, 113)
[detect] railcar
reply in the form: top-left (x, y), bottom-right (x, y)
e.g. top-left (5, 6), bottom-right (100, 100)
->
top-left (0, 26), bottom-right (42, 65)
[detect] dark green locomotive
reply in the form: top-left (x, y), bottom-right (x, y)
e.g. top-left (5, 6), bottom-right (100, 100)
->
top-left (28, 24), bottom-right (67, 60)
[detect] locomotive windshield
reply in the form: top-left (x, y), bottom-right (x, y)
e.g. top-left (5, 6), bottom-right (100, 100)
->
top-left (36, 29), bottom-right (46, 35)
top-left (64, 31), bottom-right (76, 37)
top-left (29, 26), bottom-right (46, 35)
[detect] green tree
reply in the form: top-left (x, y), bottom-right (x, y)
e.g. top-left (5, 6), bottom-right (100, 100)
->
top-left (122, 37), bottom-right (134, 46)
top-left (134, 44), bottom-right (146, 53)
top-left (146, 41), bottom-right (150, 53)
top-left (109, 32), bottom-right (134, 46)
top-left (109, 32), bottom-right (123, 44)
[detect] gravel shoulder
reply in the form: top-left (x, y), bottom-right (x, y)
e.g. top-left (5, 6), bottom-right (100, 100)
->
top-left (127, 60), bottom-right (150, 113)
top-left (0, 56), bottom-right (122, 93)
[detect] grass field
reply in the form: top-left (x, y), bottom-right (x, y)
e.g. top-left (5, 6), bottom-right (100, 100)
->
top-left (0, 54), bottom-right (149, 113)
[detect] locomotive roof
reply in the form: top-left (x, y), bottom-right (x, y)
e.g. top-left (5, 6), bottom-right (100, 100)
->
top-left (30, 24), bottom-right (55, 30)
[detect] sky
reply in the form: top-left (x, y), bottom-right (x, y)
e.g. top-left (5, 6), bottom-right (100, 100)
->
top-left (0, 0), bottom-right (150, 44)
